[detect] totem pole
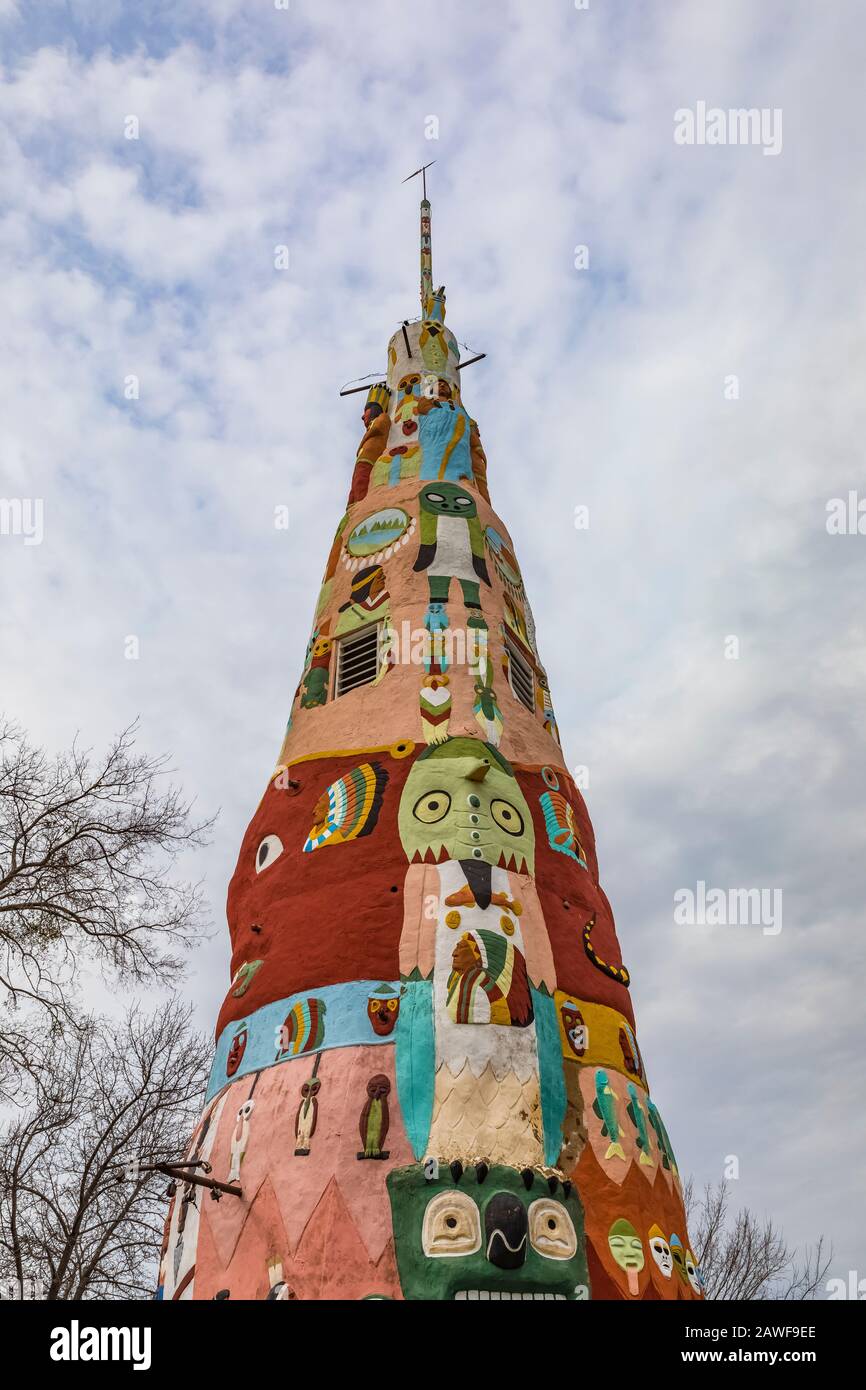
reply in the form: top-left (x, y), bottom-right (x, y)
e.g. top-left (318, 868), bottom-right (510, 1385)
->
top-left (159, 174), bottom-right (702, 1302)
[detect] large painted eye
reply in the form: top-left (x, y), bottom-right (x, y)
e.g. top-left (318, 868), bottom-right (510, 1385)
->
top-left (454, 496), bottom-right (472, 509)
top-left (490, 800), bottom-right (524, 836)
top-left (256, 834), bottom-right (284, 873)
top-left (413, 790), bottom-right (451, 824)
top-left (422, 1191), bottom-right (482, 1258)
top-left (425, 492), bottom-right (446, 506)
top-left (528, 1200), bottom-right (577, 1260)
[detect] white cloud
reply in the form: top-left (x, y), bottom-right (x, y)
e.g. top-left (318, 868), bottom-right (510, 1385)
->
top-left (1, 0), bottom-right (864, 1285)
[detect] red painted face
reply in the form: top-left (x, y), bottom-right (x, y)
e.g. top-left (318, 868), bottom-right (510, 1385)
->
top-left (226, 1024), bottom-right (248, 1077)
top-left (367, 994), bottom-right (400, 1036)
top-left (619, 1025), bottom-right (642, 1077)
top-left (561, 1005), bottom-right (587, 1057)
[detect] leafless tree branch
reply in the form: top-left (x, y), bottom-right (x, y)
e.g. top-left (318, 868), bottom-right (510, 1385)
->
top-left (0, 1000), bottom-right (210, 1300)
top-left (0, 717), bottom-right (214, 1094)
top-left (685, 1178), bottom-right (832, 1301)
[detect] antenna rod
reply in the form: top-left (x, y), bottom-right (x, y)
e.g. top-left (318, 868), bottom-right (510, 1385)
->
top-left (339, 382), bottom-right (381, 397)
top-left (403, 161), bottom-right (436, 313)
top-left (116, 1161), bottom-right (243, 1199)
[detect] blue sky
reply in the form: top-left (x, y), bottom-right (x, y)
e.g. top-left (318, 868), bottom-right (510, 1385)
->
top-left (2, 0), bottom-right (864, 1292)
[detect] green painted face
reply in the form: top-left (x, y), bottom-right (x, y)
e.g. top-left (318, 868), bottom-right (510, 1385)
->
top-left (398, 738), bottom-right (535, 876)
top-left (387, 1164), bottom-right (589, 1301)
top-left (670, 1233), bottom-right (688, 1284)
top-left (608, 1218), bottom-right (645, 1273)
top-left (419, 482), bottom-right (478, 519)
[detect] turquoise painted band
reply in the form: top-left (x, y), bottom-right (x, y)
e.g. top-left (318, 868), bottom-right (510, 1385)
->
top-left (207, 978), bottom-right (402, 1100)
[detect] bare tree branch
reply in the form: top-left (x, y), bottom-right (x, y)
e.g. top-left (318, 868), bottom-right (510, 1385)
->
top-left (685, 1178), bottom-right (832, 1301)
top-left (0, 1000), bottom-right (210, 1300)
top-left (0, 717), bottom-right (214, 1093)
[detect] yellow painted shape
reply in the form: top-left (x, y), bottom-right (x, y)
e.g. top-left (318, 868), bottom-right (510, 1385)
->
top-left (554, 992), bottom-right (649, 1092)
top-left (273, 739), bottom-right (415, 779)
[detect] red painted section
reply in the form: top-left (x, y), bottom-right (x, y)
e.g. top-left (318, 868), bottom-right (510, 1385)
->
top-left (219, 756), bottom-right (632, 1038)
top-left (219, 751), bottom-right (415, 1037)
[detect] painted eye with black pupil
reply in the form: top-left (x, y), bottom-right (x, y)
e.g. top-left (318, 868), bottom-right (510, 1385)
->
top-left (413, 790), bottom-right (451, 824)
top-left (255, 834), bottom-right (284, 873)
top-left (527, 1199), bottom-right (577, 1260)
top-left (490, 799), bottom-right (524, 836)
top-left (422, 1191), bottom-right (482, 1257)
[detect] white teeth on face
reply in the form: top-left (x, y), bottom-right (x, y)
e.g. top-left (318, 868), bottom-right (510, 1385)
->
top-left (453, 1291), bottom-right (567, 1300)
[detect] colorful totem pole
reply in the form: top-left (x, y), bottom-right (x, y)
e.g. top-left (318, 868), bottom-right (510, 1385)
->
top-left (159, 181), bottom-right (702, 1302)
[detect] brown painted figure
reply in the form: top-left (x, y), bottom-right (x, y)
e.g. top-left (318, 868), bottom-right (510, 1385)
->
top-left (357, 1075), bottom-right (391, 1160)
top-left (294, 1076), bottom-right (321, 1155)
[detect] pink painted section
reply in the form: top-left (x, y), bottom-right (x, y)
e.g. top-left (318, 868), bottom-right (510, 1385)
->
top-left (190, 1045), bottom-right (409, 1300)
top-left (277, 477), bottom-right (565, 773)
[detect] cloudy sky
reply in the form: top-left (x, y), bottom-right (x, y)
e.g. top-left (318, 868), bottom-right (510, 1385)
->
top-left (1, 0), bottom-right (863, 1291)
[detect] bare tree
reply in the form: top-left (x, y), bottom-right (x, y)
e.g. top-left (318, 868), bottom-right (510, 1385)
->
top-left (0, 718), bottom-right (212, 1091)
top-left (0, 1000), bottom-right (210, 1300)
top-left (685, 1179), bottom-right (831, 1300)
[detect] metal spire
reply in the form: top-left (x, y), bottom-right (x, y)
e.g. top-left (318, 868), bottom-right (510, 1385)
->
top-left (402, 161), bottom-right (436, 313)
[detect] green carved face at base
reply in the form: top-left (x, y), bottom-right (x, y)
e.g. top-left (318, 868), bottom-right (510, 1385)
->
top-left (387, 1163), bottom-right (589, 1301)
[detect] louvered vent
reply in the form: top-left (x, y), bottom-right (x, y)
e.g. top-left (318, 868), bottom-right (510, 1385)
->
top-left (505, 635), bottom-right (535, 712)
top-left (335, 623), bottom-right (382, 697)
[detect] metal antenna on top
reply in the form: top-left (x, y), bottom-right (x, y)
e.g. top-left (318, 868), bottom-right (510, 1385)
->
top-left (402, 160), bottom-right (436, 200)
top-left (336, 162), bottom-right (486, 396)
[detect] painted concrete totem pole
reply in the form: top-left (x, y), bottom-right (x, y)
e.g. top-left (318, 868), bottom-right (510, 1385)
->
top-left (159, 177), bottom-right (701, 1302)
